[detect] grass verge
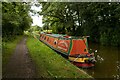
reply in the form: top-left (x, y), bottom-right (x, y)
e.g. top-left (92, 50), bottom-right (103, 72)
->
top-left (2, 35), bottom-right (23, 67)
top-left (26, 36), bottom-right (92, 78)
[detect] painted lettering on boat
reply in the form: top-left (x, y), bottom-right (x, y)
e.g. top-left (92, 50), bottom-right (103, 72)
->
top-left (57, 40), bottom-right (69, 52)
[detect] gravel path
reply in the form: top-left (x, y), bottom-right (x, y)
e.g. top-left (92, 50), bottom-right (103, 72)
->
top-left (3, 37), bottom-right (36, 78)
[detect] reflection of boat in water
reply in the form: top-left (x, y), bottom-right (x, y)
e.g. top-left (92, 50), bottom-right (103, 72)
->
top-left (39, 32), bottom-right (96, 68)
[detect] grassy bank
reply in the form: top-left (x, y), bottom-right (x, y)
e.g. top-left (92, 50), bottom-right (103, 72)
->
top-left (2, 36), bottom-right (23, 67)
top-left (26, 36), bottom-right (92, 78)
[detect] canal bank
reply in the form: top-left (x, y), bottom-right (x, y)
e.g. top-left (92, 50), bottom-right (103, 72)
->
top-left (26, 36), bottom-right (92, 78)
top-left (31, 32), bottom-right (120, 79)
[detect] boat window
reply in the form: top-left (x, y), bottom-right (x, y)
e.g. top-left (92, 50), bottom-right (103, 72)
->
top-left (47, 38), bottom-right (49, 41)
top-left (44, 36), bottom-right (46, 40)
top-left (54, 40), bottom-right (57, 45)
top-left (54, 42), bottom-right (56, 45)
top-left (42, 35), bottom-right (44, 38)
top-left (84, 49), bottom-right (87, 52)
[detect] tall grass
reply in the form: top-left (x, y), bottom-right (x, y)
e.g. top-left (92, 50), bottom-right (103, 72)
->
top-left (26, 36), bottom-right (91, 78)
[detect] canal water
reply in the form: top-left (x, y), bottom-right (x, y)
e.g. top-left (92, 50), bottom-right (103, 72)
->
top-left (84, 43), bottom-right (120, 78)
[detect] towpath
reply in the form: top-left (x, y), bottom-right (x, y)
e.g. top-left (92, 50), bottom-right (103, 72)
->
top-left (3, 37), bottom-right (36, 78)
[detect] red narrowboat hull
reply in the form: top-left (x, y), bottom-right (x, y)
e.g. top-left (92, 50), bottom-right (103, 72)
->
top-left (72, 62), bottom-right (94, 68)
top-left (39, 33), bottom-right (95, 68)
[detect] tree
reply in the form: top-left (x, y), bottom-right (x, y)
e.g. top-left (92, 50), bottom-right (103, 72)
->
top-left (40, 2), bottom-right (120, 46)
top-left (2, 2), bottom-right (32, 40)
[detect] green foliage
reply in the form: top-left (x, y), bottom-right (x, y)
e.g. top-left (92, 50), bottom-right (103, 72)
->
top-left (40, 2), bottom-right (120, 46)
top-left (2, 2), bottom-right (32, 41)
top-left (28, 25), bottom-right (41, 33)
top-left (100, 32), bottom-right (110, 46)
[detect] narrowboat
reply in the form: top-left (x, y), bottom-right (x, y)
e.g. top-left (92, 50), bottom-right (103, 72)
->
top-left (39, 32), bottom-right (95, 68)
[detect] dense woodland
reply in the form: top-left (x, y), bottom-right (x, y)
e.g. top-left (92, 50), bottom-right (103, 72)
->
top-left (2, 2), bottom-right (120, 46)
top-left (2, 2), bottom-right (32, 41)
top-left (40, 2), bottom-right (120, 46)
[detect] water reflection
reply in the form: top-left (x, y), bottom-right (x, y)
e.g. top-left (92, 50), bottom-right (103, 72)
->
top-left (84, 43), bottom-right (120, 79)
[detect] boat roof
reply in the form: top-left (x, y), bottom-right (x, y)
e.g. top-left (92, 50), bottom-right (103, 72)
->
top-left (46, 34), bottom-right (66, 38)
top-left (41, 32), bottom-right (88, 39)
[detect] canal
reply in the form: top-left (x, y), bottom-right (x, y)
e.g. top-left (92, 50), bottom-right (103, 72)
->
top-left (84, 43), bottom-right (120, 78)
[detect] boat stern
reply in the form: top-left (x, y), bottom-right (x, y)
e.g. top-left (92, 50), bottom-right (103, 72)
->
top-left (68, 54), bottom-right (96, 68)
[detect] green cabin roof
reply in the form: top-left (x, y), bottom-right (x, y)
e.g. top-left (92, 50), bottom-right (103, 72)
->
top-left (41, 32), bottom-right (89, 39)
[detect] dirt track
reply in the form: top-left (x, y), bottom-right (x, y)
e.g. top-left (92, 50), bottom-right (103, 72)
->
top-left (3, 37), bottom-right (36, 78)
